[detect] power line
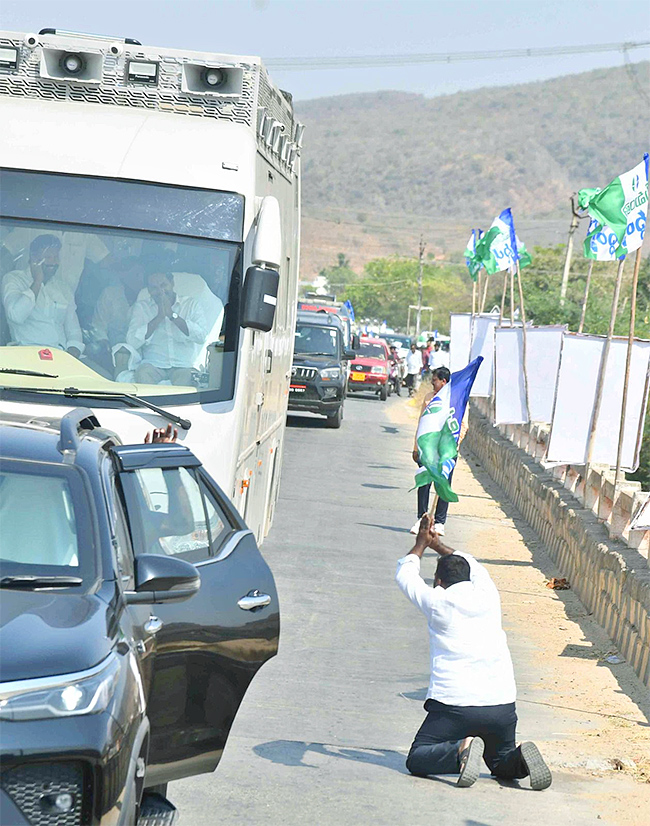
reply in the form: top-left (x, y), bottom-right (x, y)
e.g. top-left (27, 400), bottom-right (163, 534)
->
top-left (267, 41), bottom-right (650, 71)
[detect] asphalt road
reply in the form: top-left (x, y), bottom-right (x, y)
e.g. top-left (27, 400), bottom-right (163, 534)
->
top-left (170, 394), bottom-right (647, 826)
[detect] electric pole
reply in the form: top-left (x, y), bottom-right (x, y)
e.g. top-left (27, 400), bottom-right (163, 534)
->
top-left (416, 235), bottom-right (426, 338)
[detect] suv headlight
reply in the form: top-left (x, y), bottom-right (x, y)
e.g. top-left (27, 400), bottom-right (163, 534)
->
top-left (0, 653), bottom-right (120, 721)
top-left (371, 365), bottom-right (386, 374)
top-left (320, 367), bottom-right (341, 380)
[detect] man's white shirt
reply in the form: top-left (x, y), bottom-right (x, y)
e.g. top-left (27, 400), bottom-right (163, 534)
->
top-left (2, 268), bottom-right (84, 353)
top-left (395, 551), bottom-right (516, 706)
top-left (126, 292), bottom-right (209, 369)
top-left (406, 350), bottom-right (422, 374)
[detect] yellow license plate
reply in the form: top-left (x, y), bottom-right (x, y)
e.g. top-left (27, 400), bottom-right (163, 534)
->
top-left (351, 372), bottom-right (366, 381)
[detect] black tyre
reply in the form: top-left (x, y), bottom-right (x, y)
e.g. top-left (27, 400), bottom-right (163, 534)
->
top-left (326, 406), bottom-right (343, 428)
top-left (379, 384), bottom-right (388, 401)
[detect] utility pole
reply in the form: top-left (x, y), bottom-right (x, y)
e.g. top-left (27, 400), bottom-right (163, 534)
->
top-left (416, 235), bottom-right (426, 338)
top-left (560, 195), bottom-right (586, 306)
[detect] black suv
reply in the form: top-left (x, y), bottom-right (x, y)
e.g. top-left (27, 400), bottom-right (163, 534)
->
top-left (0, 409), bottom-right (279, 826)
top-left (288, 310), bottom-right (356, 428)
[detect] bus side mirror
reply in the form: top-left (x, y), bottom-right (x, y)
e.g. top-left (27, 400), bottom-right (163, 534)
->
top-left (351, 334), bottom-right (360, 350)
top-left (241, 266), bottom-right (279, 332)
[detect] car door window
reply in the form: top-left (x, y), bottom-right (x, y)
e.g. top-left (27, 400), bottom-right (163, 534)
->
top-left (123, 466), bottom-right (211, 563)
top-left (112, 488), bottom-right (134, 587)
top-left (197, 477), bottom-right (232, 553)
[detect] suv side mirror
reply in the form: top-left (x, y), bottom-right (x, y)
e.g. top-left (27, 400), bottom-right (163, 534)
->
top-left (351, 334), bottom-right (360, 350)
top-left (342, 349), bottom-right (356, 360)
top-left (241, 266), bottom-right (279, 332)
top-left (125, 554), bottom-right (201, 605)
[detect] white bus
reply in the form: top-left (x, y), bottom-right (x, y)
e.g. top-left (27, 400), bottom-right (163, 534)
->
top-left (0, 28), bottom-right (303, 541)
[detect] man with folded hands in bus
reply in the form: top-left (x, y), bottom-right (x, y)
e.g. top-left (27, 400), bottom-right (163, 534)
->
top-left (395, 514), bottom-right (552, 790)
top-left (125, 259), bottom-right (209, 386)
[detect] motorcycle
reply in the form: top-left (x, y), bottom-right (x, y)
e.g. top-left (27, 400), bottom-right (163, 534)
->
top-left (387, 359), bottom-right (402, 397)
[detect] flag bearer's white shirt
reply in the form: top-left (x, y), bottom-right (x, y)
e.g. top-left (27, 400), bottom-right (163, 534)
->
top-left (2, 268), bottom-right (84, 353)
top-left (395, 551), bottom-right (516, 706)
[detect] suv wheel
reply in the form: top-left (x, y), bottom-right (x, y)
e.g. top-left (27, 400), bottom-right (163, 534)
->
top-left (379, 384), bottom-right (388, 401)
top-left (326, 406), bottom-right (343, 428)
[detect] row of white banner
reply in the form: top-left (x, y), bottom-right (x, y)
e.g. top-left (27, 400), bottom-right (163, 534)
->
top-left (450, 313), bottom-right (650, 472)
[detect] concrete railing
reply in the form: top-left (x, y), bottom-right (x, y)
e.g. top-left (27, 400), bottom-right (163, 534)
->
top-left (466, 399), bottom-right (650, 688)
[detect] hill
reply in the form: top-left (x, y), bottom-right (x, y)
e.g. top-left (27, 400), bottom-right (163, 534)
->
top-left (295, 62), bottom-right (649, 279)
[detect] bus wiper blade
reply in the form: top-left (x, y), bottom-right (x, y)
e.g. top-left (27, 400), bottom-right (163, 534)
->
top-left (0, 575), bottom-right (83, 589)
top-left (0, 385), bottom-right (192, 431)
top-left (0, 368), bottom-right (59, 378)
top-left (62, 387), bottom-right (192, 431)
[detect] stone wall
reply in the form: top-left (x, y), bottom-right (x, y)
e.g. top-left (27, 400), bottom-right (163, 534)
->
top-left (465, 401), bottom-right (650, 688)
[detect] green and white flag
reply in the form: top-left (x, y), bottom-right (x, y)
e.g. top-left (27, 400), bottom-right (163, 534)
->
top-left (464, 229), bottom-right (482, 281)
top-left (579, 155), bottom-right (648, 258)
top-left (474, 209), bottom-right (532, 275)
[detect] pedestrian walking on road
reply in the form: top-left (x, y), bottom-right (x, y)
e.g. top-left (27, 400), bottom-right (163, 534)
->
top-left (405, 343), bottom-right (421, 396)
top-left (395, 514), bottom-right (552, 789)
top-left (410, 366), bottom-right (467, 536)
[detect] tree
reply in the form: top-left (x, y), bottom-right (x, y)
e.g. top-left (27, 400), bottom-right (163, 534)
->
top-left (318, 252), bottom-right (357, 295)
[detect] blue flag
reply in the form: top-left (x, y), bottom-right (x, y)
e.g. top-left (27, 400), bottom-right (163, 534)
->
top-left (342, 299), bottom-right (355, 321)
top-left (414, 356), bottom-right (483, 502)
top-left (498, 207), bottom-right (519, 263)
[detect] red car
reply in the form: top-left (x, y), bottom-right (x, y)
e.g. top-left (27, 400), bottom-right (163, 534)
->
top-left (347, 336), bottom-right (390, 400)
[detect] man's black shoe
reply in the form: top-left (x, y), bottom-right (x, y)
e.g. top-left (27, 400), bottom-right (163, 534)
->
top-left (520, 741), bottom-right (552, 790)
top-left (457, 737), bottom-right (484, 788)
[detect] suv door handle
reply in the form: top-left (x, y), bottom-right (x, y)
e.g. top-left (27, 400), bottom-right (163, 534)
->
top-left (144, 615), bottom-right (163, 634)
top-left (237, 590), bottom-right (272, 611)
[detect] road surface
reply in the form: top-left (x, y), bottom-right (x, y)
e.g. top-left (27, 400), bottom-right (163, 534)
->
top-left (171, 394), bottom-right (650, 826)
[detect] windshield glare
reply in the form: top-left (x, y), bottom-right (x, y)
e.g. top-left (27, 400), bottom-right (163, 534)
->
top-left (0, 179), bottom-right (243, 404)
top-left (0, 467), bottom-right (81, 570)
top-left (294, 324), bottom-right (339, 357)
top-left (359, 343), bottom-right (386, 360)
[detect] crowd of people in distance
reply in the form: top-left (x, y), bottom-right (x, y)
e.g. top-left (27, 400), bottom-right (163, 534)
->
top-left (0, 229), bottom-right (225, 387)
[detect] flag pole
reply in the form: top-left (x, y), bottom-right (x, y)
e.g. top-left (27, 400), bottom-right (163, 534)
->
top-left (516, 260), bottom-right (532, 422)
top-left (560, 196), bottom-right (582, 306)
top-left (479, 272), bottom-right (489, 314)
top-left (510, 266), bottom-right (515, 324)
top-left (578, 259), bottom-right (594, 334)
top-left (584, 256), bottom-right (625, 479)
top-left (472, 281), bottom-right (476, 316)
top-left (499, 270), bottom-right (508, 326)
top-left (428, 492), bottom-right (439, 519)
top-left (614, 248), bottom-right (642, 490)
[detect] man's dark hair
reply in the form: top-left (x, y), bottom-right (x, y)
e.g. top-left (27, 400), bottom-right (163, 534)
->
top-left (432, 366), bottom-right (450, 383)
top-left (436, 554), bottom-right (471, 587)
top-left (30, 234), bottom-right (62, 257)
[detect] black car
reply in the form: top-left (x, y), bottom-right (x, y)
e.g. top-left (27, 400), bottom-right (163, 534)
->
top-left (0, 408), bottom-right (279, 826)
top-left (288, 310), bottom-right (357, 428)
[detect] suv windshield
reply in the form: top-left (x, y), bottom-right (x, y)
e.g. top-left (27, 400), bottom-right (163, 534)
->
top-left (0, 169), bottom-right (244, 405)
top-left (294, 324), bottom-right (339, 357)
top-left (0, 461), bottom-right (94, 580)
top-left (359, 343), bottom-right (386, 360)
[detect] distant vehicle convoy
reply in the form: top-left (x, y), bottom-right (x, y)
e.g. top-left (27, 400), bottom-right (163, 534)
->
top-left (0, 409), bottom-right (279, 825)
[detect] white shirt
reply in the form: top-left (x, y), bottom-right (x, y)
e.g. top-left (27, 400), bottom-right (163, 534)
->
top-left (2, 268), bottom-right (84, 354)
top-left (126, 292), bottom-right (209, 370)
top-left (406, 350), bottom-right (422, 374)
top-left (4, 229), bottom-right (108, 290)
top-left (429, 349), bottom-right (449, 370)
top-left (395, 551), bottom-right (516, 706)
top-left (92, 283), bottom-right (132, 345)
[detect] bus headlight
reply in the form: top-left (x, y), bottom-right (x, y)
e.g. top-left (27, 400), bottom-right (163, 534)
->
top-left (0, 654), bottom-right (120, 721)
top-left (320, 368), bottom-right (341, 381)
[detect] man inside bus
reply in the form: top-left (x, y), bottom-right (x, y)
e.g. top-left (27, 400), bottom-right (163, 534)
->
top-left (125, 259), bottom-right (209, 386)
top-left (2, 234), bottom-right (84, 358)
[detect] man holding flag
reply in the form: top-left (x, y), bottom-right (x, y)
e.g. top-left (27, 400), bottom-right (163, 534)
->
top-left (409, 359), bottom-right (481, 535)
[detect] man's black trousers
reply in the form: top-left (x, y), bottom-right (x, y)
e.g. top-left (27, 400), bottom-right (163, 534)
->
top-left (406, 699), bottom-right (529, 779)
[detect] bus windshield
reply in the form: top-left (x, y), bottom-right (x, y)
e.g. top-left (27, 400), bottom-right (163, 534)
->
top-left (0, 170), bottom-right (244, 405)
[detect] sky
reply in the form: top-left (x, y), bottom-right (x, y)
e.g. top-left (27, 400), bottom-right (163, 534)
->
top-left (1, 0), bottom-right (649, 100)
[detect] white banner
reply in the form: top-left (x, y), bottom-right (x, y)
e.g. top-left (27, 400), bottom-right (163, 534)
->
top-left (449, 313), bottom-right (472, 374)
top-left (546, 333), bottom-right (650, 469)
top-left (494, 326), bottom-right (566, 424)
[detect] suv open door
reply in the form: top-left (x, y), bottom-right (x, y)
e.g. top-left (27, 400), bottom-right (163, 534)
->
top-left (111, 443), bottom-right (279, 785)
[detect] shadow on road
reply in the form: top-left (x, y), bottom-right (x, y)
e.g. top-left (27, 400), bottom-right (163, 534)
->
top-left (252, 739), bottom-right (411, 775)
top-left (286, 414), bottom-right (329, 429)
top-left (361, 482), bottom-right (400, 490)
top-left (358, 522), bottom-right (411, 534)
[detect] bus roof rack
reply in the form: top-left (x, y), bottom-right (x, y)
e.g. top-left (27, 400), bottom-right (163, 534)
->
top-left (38, 28), bottom-right (142, 44)
top-left (58, 408), bottom-right (101, 454)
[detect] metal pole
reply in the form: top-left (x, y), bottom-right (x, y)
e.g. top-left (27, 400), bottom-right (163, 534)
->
top-left (578, 259), bottom-right (594, 334)
top-left (407, 305), bottom-right (412, 336)
top-left (499, 270), bottom-right (508, 326)
top-left (509, 266), bottom-right (515, 324)
top-left (516, 260), bottom-right (532, 422)
top-left (584, 256), bottom-right (625, 475)
top-left (416, 235), bottom-right (425, 338)
top-left (614, 248), bottom-right (642, 489)
top-left (560, 196), bottom-right (581, 306)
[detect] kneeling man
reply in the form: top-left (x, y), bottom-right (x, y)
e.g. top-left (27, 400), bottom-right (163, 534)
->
top-left (395, 515), bottom-right (551, 789)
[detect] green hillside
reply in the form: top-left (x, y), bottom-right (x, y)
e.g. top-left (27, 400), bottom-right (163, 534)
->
top-left (296, 62), bottom-right (649, 224)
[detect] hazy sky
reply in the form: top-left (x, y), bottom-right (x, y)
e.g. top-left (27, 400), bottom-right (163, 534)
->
top-left (1, 0), bottom-right (648, 100)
